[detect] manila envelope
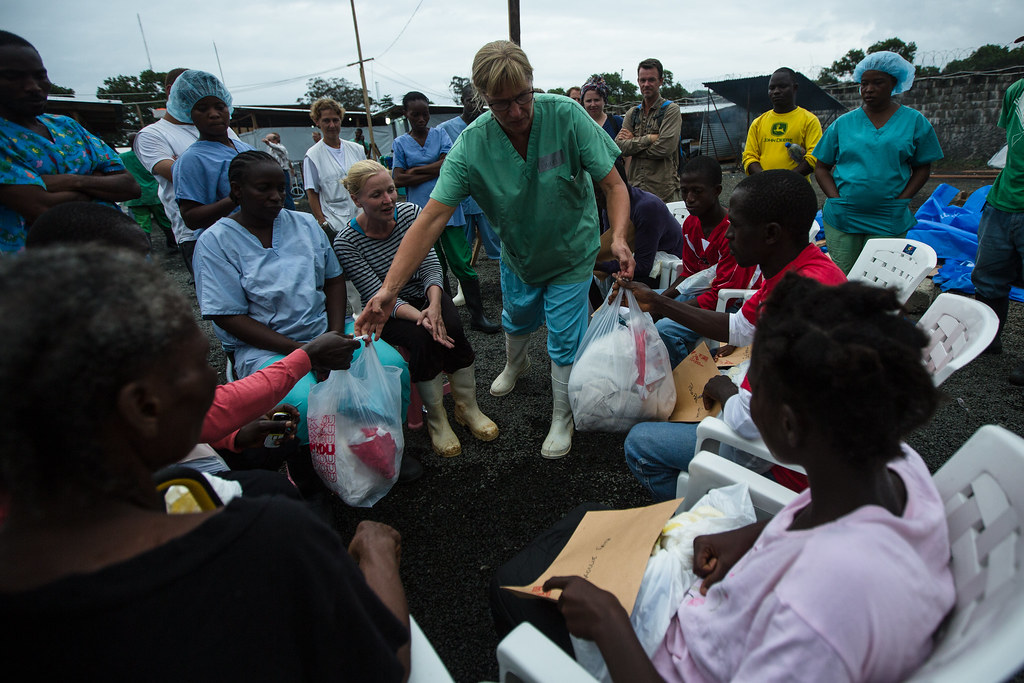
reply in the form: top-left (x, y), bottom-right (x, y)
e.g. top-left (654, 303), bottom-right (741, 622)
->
top-left (715, 345), bottom-right (752, 368)
top-left (503, 498), bottom-right (682, 614)
top-left (669, 342), bottom-right (723, 423)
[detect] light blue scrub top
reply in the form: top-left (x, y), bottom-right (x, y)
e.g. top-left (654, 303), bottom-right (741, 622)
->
top-left (436, 116), bottom-right (483, 216)
top-left (173, 139), bottom-right (254, 207)
top-left (194, 208), bottom-right (343, 378)
top-left (392, 127), bottom-right (465, 226)
top-left (815, 106), bottom-right (942, 236)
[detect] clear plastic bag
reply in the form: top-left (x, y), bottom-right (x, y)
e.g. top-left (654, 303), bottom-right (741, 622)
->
top-left (306, 341), bottom-right (404, 507)
top-left (674, 264), bottom-right (717, 300)
top-left (568, 287), bottom-right (676, 432)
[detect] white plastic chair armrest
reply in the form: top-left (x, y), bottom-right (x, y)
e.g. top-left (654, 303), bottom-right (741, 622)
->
top-left (684, 451), bottom-right (797, 517)
top-left (715, 288), bottom-right (756, 313)
top-left (497, 622), bottom-right (598, 683)
top-left (409, 615), bottom-right (454, 683)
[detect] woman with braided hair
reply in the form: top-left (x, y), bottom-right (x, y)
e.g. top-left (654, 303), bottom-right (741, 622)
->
top-left (581, 76), bottom-right (623, 140)
top-left (495, 276), bottom-right (955, 682)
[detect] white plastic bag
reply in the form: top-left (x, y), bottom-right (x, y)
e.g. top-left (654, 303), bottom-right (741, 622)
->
top-left (568, 287), bottom-right (675, 432)
top-left (572, 484), bottom-right (756, 681)
top-left (673, 263), bottom-right (717, 300)
top-left (306, 341), bottom-right (404, 507)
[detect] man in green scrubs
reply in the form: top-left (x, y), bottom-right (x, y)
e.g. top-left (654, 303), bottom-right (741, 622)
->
top-left (355, 40), bottom-right (634, 459)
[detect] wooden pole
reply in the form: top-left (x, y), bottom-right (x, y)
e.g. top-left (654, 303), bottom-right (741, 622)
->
top-left (508, 0), bottom-right (521, 45)
top-left (349, 0), bottom-right (378, 158)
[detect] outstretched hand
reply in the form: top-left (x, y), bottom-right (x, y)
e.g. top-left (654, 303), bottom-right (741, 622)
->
top-left (234, 403), bottom-right (300, 450)
top-left (303, 331), bottom-right (361, 371)
top-left (610, 277), bottom-right (659, 313)
top-left (355, 291), bottom-right (395, 340)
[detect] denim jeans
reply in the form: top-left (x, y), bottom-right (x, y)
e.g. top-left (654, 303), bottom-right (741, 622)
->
top-left (972, 204), bottom-right (1024, 299)
top-left (624, 421), bottom-right (699, 501)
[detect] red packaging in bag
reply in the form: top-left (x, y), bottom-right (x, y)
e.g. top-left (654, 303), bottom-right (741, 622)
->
top-left (348, 427), bottom-right (398, 479)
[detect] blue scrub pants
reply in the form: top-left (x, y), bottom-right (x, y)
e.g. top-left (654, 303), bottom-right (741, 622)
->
top-left (465, 211), bottom-right (502, 260)
top-left (500, 259), bottom-right (590, 367)
top-left (255, 321), bottom-right (410, 443)
top-left (972, 204), bottom-right (1024, 299)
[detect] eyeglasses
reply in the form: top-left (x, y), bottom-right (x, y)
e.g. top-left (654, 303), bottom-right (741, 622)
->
top-left (486, 89), bottom-right (535, 113)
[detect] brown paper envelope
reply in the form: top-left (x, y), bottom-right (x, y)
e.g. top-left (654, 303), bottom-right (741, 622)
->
top-left (715, 345), bottom-right (752, 368)
top-left (502, 498), bottom-right (681, 614)
top-left (669, 341), bottom-right (723, 422)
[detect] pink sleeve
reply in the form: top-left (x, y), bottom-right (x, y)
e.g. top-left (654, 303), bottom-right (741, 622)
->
top-left (200, 350), bottom-right (312, 446)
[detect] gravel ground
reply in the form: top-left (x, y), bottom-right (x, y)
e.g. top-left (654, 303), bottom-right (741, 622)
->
top-left (163, 172), bottom-right (1023, 682)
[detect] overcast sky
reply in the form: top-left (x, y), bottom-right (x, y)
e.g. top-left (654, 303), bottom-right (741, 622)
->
top-left (6, 0), bottom-right (1023, 106)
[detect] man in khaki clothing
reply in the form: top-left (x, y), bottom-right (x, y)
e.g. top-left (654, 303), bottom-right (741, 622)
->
top-left (616, 58), bottom-right (682, 202)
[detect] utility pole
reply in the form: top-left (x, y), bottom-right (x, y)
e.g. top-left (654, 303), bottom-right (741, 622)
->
top-left (349, 0), bottom-right (379, 158)
top-left (508, 0), bottom-right (521, 45)
top-left (137, 14), bottom-right (153, 71)
top-left (213, 41), bottom-right (226, 84)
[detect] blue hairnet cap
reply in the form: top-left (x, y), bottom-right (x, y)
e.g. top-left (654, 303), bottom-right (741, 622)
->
top-left (853, 51), bottom-right (915, 94)
top-left (166, 70), bottom-right (233, 123)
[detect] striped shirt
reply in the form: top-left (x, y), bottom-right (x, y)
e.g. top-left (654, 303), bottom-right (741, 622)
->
top-left (333, 202), bottom-right (444, 315)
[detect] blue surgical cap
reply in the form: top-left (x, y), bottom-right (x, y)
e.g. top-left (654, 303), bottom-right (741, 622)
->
top-left (166, 70), bottom-right (233, 123)
top-left (853, 51), bottom-right (915, 94)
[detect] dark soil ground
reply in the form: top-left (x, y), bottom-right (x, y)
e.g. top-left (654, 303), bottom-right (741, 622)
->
top-left (161, 171), bottom-right (1023, 682)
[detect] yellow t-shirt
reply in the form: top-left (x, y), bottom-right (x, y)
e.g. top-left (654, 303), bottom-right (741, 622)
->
top-left (741, 106), bottom-right (822, 176)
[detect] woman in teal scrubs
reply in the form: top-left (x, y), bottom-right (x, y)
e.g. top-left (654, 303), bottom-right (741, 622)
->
top-left (814, 51), bottom-right (943, 273)
top-left (355, 40), bottom-right (634, 459)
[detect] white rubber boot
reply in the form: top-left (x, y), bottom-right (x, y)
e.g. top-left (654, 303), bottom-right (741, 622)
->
top-left (490, 333), bottom-right (532, 397)
top-left (416, 374), bottom-right (461, 457)
top-left (450, 364), bottom-right (499, 442)
top-left (541, 362), bottom-right (574, 459)
top-left (452, 281), bottom-right (466, 306)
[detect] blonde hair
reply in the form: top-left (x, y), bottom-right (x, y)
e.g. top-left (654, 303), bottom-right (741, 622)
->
top-left (471, 41), bottom-right (533, 97)
top-left (310, 98), bottom-right (344, 125)
top-left (342, 160), bottom-right (389, 197)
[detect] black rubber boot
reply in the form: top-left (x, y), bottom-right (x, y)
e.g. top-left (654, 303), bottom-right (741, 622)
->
top-left (1010, 363), bottom-right (1024, 386)
top-left (460, 278), bottom-right (501, 333)
top-left (975, 295), bottom-right (1008, 354)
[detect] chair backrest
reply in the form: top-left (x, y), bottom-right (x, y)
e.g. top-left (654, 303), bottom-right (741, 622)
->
top-left (665, 201), bottom-right (689, 226)
top-left (906, 425), bottom-right (1024, 682)
top-left (847, 238), bottom-right (938, 305)
top-left (917, 293), bottom-right (999, 386)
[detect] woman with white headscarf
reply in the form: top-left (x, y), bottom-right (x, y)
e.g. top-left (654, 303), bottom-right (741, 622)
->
top-left (814, 51), bottom-right (943, 273)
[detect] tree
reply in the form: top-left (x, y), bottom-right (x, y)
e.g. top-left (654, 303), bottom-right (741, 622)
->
top-left (546, 87), bottom-right (567, 95)
top-left (816, 37), bottom-right (918, 85)
top-left (449, 75), bottom-right (471, 104)
top-left (298, 76), bottom-right (373, 111)
top-left (659, 69), bottom-right (691, 101)
top-left (943, 44), bottom-right (1024, 74)
top-left (96, 69), bottom-right (168, 137)
top-left (49, 84), bottom-right (75, 97)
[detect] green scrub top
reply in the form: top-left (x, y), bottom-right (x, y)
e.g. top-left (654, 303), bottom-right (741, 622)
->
top-left (815, 105), bottom-right (942, 236)
top-left (988, 78), bottom-right (1024, 214)
top-left (431, 94), bottom-right (620, 285)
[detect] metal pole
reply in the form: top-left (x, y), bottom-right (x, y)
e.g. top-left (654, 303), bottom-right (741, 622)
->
top-left (137, 14), bottom-right (153, 71)
top-left (350, 0), bottom-right (378, 158)
top-left (508, 0), bottom-right (521, 46)
top-left (213, 42), bottom-right (226, 85)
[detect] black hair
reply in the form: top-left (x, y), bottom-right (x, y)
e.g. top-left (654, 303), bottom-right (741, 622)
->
top-left (772, 67), bottom-right (797, 83)
top-left (752, 275), bottom-right (938, 466)
top-left (637, 58), bottom-right (664, 79)
top-left (228, 150), bottom-right (279, 185)
top-left (681, 155), bottom-right (723, 186)
top-left (0, 31), bottom-right (36, 51)
top-left (26, 202), bottom-right (150, 255)
top-left (733, 169), bottom-right (816, 242)
top-left (402, 91), bottom-right (429, 111)
top-left (0, 246), bottom-right (196, 508)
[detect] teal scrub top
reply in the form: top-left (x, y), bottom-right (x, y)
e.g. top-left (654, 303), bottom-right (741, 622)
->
top-left (431, 94), bottom-right (620, 285)
top-left (816, 105), bottom-right (942, 236)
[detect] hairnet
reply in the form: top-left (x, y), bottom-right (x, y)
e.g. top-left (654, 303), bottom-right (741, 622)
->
top-left (853, 51), bottom-right (915, 94)
top-left (165, 70), bottom-right (233, 123)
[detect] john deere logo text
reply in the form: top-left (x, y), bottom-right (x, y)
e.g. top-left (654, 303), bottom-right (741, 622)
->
top-left (770, 122), bottom-right (788, 136)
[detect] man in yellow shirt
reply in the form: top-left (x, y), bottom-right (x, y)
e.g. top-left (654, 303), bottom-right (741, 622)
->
top-left (741, 68), bottom-right (822, 177)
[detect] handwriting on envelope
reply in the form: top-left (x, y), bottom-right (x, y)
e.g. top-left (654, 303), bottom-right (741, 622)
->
top-left (669, 341), bottom-right (723, 423)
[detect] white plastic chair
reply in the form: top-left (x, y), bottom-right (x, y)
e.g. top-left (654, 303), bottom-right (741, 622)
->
top-left (651, 251), bottom-right (684, 290)
top-left (715, 287), bottom-right (757, 313)
top-left (918, 293), bottom-right (999, 387)
top-left (498, 425), bottom-right (1024, 683)
top-left (665, 201), bottom-right (689, 226)
top-left (847, 238), bottom-right (938, 305)
top-left (409, 616), bottom-right (455, 683)
top-left (685, 450), bottom-right (796, 520)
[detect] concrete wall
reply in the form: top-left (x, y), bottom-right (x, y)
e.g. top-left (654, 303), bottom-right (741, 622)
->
top-left (821, 66), bottom-right (1024, 166)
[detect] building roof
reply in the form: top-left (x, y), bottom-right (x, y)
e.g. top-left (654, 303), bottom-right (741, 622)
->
top-left (703, 72), bottom-right (846, 114)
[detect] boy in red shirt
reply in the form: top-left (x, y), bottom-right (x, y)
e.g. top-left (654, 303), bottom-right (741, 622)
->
top-left (657, 156), bottom-right (762, 367)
